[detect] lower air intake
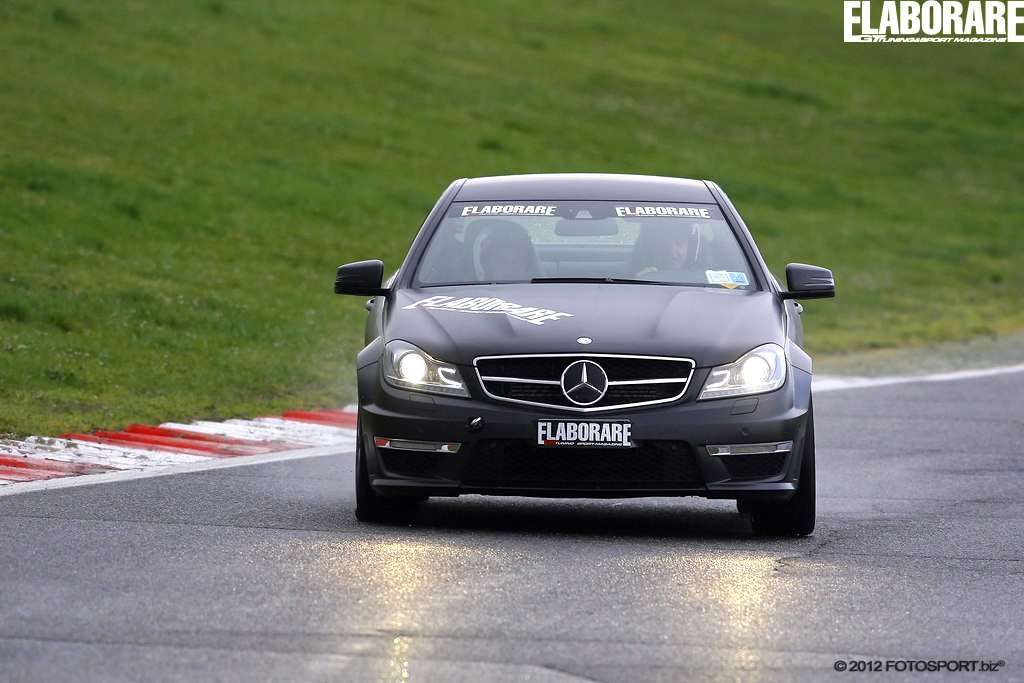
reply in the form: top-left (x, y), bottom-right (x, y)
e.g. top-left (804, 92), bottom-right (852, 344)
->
top-left (464, 440), bottom-right (704, 489)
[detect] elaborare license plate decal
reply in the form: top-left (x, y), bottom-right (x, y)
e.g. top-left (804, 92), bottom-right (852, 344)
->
top-left (537, 420), bottom-right (633, 447)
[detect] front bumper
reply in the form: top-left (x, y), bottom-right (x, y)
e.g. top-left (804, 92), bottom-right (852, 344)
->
top-left (357, 363), bottom-right (813, 501)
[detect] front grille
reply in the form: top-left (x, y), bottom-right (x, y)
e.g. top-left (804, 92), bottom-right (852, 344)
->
top-left (475, 354), bottom-right (694, 412)
top-left (478, 356), bottom-right (688, 382)
top-left (379, 450), bottom-right (446, 478)
top-left (464, 440), bottom-right (704, 489)
top-left (496, 382), bottom-right (676, 405)
top-left (720, 453), bottom-right (787, 480)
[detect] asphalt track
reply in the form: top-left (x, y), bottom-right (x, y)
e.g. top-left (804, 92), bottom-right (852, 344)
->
top-left (1, 372), bottom-right (1021, 681)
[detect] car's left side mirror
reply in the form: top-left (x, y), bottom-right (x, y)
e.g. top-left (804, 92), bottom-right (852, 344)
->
top-left (334, 259), bottom-right (387, 295)
top-left (780, 263), bottom-right (835, 300)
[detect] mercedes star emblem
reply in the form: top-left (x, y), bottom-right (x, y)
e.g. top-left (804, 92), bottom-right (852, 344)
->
top-left (560, 360), bottom-right (609, 406)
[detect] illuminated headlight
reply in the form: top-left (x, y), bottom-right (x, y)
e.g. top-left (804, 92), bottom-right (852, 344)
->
top-left (383, 340), bottom-right (469, 397)
top-left (698, 343), bottom-right (787, 400)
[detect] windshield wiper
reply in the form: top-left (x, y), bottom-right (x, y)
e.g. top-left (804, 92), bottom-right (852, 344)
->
top-left (530, 277), bottom-right (666, 285)
top-left (419, 280), bottom-right (528, 288)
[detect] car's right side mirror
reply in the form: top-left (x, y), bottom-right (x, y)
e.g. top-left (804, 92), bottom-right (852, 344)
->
top-left (780, 263), bottom-right (835, 300)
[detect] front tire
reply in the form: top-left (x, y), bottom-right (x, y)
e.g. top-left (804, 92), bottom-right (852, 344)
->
top-left (749, 404), bottom-right (816, 536)
top-left (354, 419), bottom-right (422, 523)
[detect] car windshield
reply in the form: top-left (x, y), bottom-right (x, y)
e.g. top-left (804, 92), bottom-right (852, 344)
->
top-left (414, 201), bottom-right (757, 290)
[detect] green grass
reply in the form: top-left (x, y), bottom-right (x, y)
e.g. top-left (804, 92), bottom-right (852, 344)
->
top-left (1, 1), bottom-right (1022, 436)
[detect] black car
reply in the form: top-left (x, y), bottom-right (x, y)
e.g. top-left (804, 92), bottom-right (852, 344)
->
top-left (335, 174), bottom-right (835, 535)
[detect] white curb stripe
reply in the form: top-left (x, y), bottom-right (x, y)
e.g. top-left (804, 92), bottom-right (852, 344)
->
top-left (170, 419), bottom-right (356, 445)
top-left (158, 421), bottom-right (315, 443)
top-left (248, 417), bottom-right (358, 441)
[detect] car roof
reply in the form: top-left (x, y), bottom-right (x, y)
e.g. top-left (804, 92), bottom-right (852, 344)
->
top-left (455, 173), bottom-right (716, 203)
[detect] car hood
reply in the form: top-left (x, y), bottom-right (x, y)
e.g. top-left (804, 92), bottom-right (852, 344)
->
top-left (386, 284), bottom-right (786, 368)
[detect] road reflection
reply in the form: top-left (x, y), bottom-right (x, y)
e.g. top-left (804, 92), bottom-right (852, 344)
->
top-left (294, 497), bottom-right (816, 679)
top-left (318, 538), bottom-right (515, 681)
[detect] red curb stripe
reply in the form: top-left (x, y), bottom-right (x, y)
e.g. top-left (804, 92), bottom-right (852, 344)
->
top-left (0, 462), bottom-right (68, 480)
top-left (0, 456), bottom-right (112, 476)
top-left (62, 432), bottom-right (233, 457)
top-left (0, 467), bottom-right (51, 482)
top-left (90, 431), bottom-right (269, 456)
top-left (123, 424), bottom-right (300, 451)
top-left (0, 456), bottom-right (99, 481)
top-left (281, 410), bottom-right (358, 427)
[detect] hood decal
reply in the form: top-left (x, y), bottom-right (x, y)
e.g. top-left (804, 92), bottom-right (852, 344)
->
top-left (404, 295), bottom-right (574, 326)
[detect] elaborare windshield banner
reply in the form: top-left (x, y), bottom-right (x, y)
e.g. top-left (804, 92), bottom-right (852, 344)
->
top-left (460, 205), bottom-right (557, 217)
top-left (449, 202), bottom-right (722, 220)
top-left (615, 205), bottom-right (712, 218)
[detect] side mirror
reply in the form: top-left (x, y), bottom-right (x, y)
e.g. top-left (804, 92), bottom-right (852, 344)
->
top-left (781, 263), bottom-right (835, 300)
top-left (334, 259), bottom-right (386, 295)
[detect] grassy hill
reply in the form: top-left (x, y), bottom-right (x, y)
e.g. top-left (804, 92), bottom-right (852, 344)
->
top-left (1, 1), bottom-right (1022, 435)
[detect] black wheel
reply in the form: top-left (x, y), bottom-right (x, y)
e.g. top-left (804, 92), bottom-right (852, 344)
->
top-left (354, 418), bottom-right (423, 523)
top-left (750, 403), bottom-right (816, 537)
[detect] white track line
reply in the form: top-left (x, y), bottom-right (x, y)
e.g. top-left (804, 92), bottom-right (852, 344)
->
top-left (813, 362), bottom-right (1024, 393)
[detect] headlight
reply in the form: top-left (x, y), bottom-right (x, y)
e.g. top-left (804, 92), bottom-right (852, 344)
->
top-left (698, 343), bottom-right (787, 400)
top-left (382, 340), bottom-right (469, 397)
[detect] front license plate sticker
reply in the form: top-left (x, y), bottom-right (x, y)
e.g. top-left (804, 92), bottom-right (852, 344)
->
top-left (536, 420), bottom-right (632, 448)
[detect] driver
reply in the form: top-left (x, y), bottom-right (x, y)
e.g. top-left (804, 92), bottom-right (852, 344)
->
top-left (473, 223), bottom-right (538, 282)
top-left (633, 222), bottom-right (703, 279)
